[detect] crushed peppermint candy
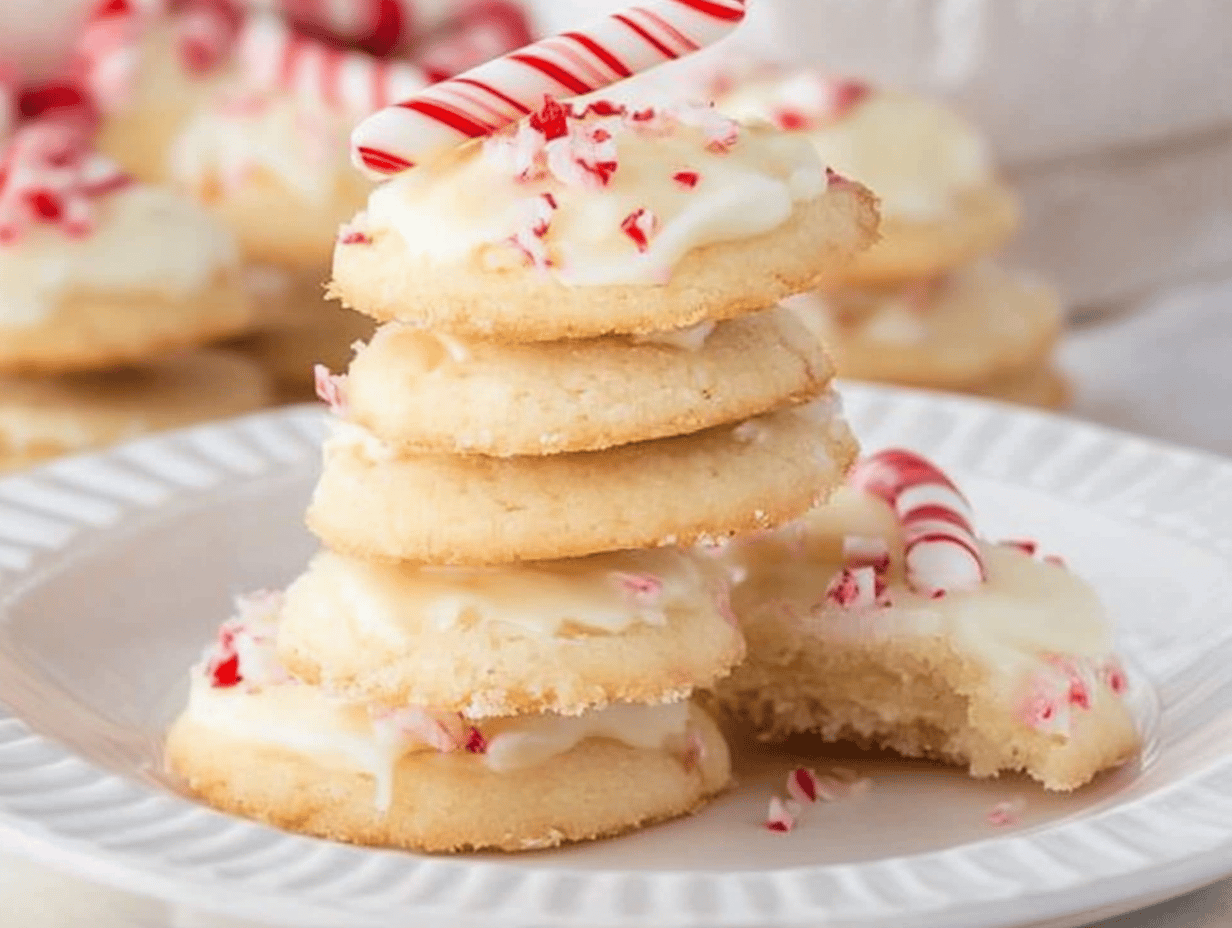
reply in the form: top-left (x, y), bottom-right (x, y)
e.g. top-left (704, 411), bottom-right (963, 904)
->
top-left (465, 726), bottom-right (489, 754)
top-left (0, 119), bottom-right (131, 245)
top-left (371, 705), bottom-right (468, 753)
top-left (824, 565), bottom-right (887, 609)
top-left (842, 535), bottom-right (890, 572)
top-left (620, 207), bottom-right (658, 253)
top-left (313, 364), bottom-right (348, 414)
top-left (986, 797), bottom-right (1026, 827)
top-left (786, 766), bottom-right (819, 804)
top-left (506, 191), bottom-right (558, 269)
top-left (764, 795), bottom-right (801, 833)
top-left (203, 590), bottom-right (288, 691)
top-left (612, 571), bottom-right (664, 604)
top-left (338, 227), bottom-right (371, 245)
top-left (673, 170), bottom-right (700, 189)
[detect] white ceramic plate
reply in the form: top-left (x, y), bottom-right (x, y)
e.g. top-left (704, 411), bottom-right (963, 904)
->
top-left (1, 385), bottom-right (1232, 928)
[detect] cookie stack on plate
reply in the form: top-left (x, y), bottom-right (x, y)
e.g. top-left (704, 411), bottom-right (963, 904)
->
top-left (167, 94), bottom-right (879, 852)
top-left (717, 71), bottom-right (1066, 408)
top-left (0, 115), bottom-right (269, 472)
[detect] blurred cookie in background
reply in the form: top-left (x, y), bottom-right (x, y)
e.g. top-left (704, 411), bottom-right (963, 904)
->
top-left (0, 349), bottom-right (272, 472)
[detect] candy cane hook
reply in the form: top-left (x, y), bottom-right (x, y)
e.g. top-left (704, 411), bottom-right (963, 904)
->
top-left (849, 449), bottom-right (986, 597)
top-left (351, 0), bottom-right (746, 177)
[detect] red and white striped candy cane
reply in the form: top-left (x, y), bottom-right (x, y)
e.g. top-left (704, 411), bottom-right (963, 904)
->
top-left (237, 12), bottom-right (430, 114)
top-left (849, 449), bottom-right (986, 597)
top-left (242, 0), bottom-right (411, 55)
top-left (351, 0), bottom-right (747, 177)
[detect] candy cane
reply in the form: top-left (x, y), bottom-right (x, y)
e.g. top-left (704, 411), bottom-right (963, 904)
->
top-left (0, 69), bottom-right (14, 142)
top-left (417, 1), bottom-right (535, 82)
top-left (351, 0), bottom-right (747, 177)
top-left (242, 0), bottom-right (409, 55)
top-left (237, 13), bottom-right (430, 114)
top-left (849, 449), bottom-right (986, 597)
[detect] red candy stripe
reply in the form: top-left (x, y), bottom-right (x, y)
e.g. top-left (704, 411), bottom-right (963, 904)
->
top-left (849, 449), bottom-right (986, 597)
top-left (351, 0), bottom-right (747, 176)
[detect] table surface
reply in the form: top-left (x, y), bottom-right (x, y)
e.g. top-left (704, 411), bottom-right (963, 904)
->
top-left (2, 277), bottom-right (1231, 927)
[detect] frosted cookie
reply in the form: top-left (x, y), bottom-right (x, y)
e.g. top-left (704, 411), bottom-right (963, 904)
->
top-left (171, 90), bottom-right (372, 268)
top-left (0, 128), bottom-right (254, 374)
top-left (707, 450), bottom-right (1140, 791)
top-left (89, 12), bottom-right (235, 183)
top-left (342, 306), bottom-right (832, 456)
top-left (717, 74), bottom-right (1017, 285)
top-left (331, 98), bottom-right (878, 341)
top-left (167, 597), bottom-right (730, 852)
top-left (0, 350), bottom-right (272, 470)
top-left (786, 263), bottom-right (1062, 391)
top-left (308, 396), bottom-right (858, 565)
top-left (277, 547), bottom-right (744, 716)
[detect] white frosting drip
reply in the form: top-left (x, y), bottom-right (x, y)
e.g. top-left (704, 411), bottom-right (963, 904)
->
top-left (482, 701), bottom-right (690, 772)
top-left (721, 86), bottom-right (992, 220)
top-left (171, 93), bottom-right (353, 203)
top-left (726, 488), bottom-right (1117, 710)
top-left (0, 185), bottom-right (239, 327)
top-left (361, 105), bottom-right (827, 286)
top-left (184, 670), bottom-right (691, 810)
top-left (288, 547), bottom-right (718, 642)
top-left (631, 319), bottom-right (717, 351)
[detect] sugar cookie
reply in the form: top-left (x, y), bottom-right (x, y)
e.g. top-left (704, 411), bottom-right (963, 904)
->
top-left (277, 548), bottom-right (744, 717)
top-left (167, 600), bottom-right (729, 852)
top-left (787, 263), bottom-right (1062, 391)
top-left (706, 462), bottom-right (1140, 791)
top-left (342, 306), bottom-right (832, 456)
top-left (308, 397), bottom-right (858, 565)
top-left (331, 98), bottom-right (877, 341)
top-left (0, 350), bottom-right (272, 470)
top-left (718, 76), bottom-right (1017, 284)
top-left (0, 162), bottom-right (253, 374)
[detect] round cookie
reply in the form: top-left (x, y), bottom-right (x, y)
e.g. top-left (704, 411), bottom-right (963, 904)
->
top-left (95, 20), bottom-right (229, 184)
top-left (706, 483), bottom-right (1139, 791)
top-left (787, 263), bottom-right (1062, 390)
top-left (331, 99), bottom-right (878, 341)
top-left (0, 350), bottom-right (273, 469)
top-left (343, 306), bottom-right (833, 456)
top-left (0, 179), bottom-right (255, 374)
top-left (277, 548), bottom-right (744, 716)
top-left (307, 397), bottom-right (858, 565)
top-left (171, 89), bottom-right (373, 269)
top-left (717, 76), bottom-right (1017, 285)
top-left (167, 698), bottom-right (729, 852)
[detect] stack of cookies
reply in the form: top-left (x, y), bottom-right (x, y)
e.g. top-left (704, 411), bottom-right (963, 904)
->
top-left (167, 94), bottom-right (879, 851)
top-left (717, 70), bottom-right (1066, 408)
top-left (0, 115), bottom-right (269, 472)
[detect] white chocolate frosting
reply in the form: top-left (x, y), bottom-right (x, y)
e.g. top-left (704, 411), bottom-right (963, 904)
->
top-left (181, 593), bottom-right (694, 810)
top-left (171, 91), bottom-right (354, 203)
top-left (719, 79), bottom-right (993, 221)
top-left (725, 488), bottom-right (1126, 735)
top-left (357, 100), bottom-right (828, 286)
top-left (285, 547), bottom-right (724, 643)
top-left (0, 184), bottom-right (239, 327)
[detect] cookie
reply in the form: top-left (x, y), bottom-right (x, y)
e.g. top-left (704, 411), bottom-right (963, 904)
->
top-left (167, 602), bottom-right (729, 852)
top-left (170, 90), bottom-right (372, 269)
top-left (0, 350), bottom-right (273, 470)
top-left (277, 548), bottom-right (744, 717)
top-left (706, 466), bottom-right (1140, 791)
top-left (717, 76), bottom-right (1017, 285)
top-left (95, 21), bottom-right (226, 184)
top-left (342, 306), bottom-right (833, 456)
top-left (308, 397), bottom-right (858, 565)
top-left (331, 99), bottom-right (878, 341)
top-left (786, 263), bottom-right (1062, 391)
top-left (0, 180), bottom-right (255, 374)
